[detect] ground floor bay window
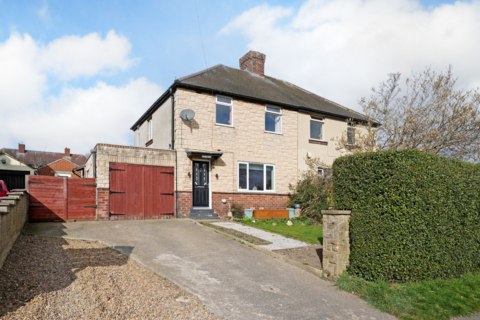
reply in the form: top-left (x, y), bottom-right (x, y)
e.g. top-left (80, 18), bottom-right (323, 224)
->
top-left (238, 162), bottom-right (275, 192)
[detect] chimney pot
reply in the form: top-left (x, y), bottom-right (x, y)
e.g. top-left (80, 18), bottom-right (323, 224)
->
top-left (18, 143), bottom-right (25, 154)
top-left (239, 50), bottom-right (266, 77)
top-left (65, 148), bottom-right (71, 157)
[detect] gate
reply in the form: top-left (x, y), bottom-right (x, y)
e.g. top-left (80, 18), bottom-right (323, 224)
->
top-left (28, 176), bottom-right (96, 221)
top-left (109, 163), bottom-right (174, 219)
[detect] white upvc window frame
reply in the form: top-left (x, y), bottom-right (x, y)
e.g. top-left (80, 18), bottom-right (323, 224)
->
top-left (55, 173), bottom-right (71, 178)
top-left (347, 122), bottom-right (356, 145)
top-left (237, 161), bottom-right (275, 193)
top-left (310, 116), bottom-right (325, 141)
top-left (264, 106), bottom-right (282, 134)
top-left (318, 168), bottom-right (324, 176)
top-left (215, 95), bottom-right (234, 127)
top-left (148, 119), bottom-right (153, 140)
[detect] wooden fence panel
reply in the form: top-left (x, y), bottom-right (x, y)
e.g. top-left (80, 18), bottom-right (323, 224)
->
top-left (28, 176), bottom-right (96, 221)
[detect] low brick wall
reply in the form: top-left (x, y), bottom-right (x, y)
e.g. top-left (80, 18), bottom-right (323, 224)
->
top-left (177, 191), bottom-right (289, 218)
top-left (0, 190), bottom-right (28, 269)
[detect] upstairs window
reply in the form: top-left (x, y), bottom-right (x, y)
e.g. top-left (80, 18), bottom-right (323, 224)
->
top-left (216, 96), bottom-right (233, 126)
top-left (265, 106), bottom-right (282, 133)
top-left (347, 123), bottom-right (355, 145)
top-left (148, 119), bottom-right (153, 140)
top-left (310, 116), bottom-right (324, 140)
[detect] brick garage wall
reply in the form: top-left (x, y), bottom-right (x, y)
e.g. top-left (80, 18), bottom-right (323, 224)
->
top-left (177, 191), bottom-right (289, 218)
top-left (37, 158), bottom-right (82, 178)
top-left (97, 188), bottom-right (109, 220)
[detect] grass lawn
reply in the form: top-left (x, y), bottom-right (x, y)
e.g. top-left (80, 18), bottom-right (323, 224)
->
top-left (336, 272), bottom-right (480, 320)
top-left (239, 217), bottom-right (323, 244)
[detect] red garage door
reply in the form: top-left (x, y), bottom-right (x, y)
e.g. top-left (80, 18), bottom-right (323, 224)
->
top-left (109, 163), bottom-right (174, 220)
top-left (29, 176), bottom-right (96, 222)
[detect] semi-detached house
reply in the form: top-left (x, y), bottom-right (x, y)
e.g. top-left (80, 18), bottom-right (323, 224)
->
top-left (128, 51), bottom-right (369, 219)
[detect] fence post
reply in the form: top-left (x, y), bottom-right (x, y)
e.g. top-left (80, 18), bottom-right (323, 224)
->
top-left (321, 210), bottom-right (351, 281)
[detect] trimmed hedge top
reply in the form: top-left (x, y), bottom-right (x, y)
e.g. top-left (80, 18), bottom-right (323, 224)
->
top-left (333, 150), bottom-right (480, 282)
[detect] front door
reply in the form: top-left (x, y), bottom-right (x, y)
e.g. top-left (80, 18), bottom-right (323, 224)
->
top-left (192, 161), bottom-right (210, 207)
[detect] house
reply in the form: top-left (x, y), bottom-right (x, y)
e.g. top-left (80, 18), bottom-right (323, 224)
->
top-left (0, 151), bottom-right (35, 190)
top-left (1, 144), bottom-right (87, 188)
top-left (124, 51), bottom-right (371, 219)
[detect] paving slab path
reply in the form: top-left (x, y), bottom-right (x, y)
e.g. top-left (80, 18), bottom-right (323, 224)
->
top-left (24, 220), bottom-right (395, 320)
top-left (211, 221), bottom-right (310, 250)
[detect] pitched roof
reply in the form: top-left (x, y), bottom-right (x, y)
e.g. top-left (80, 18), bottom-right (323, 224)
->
top-left (0, 151), bottom-right (34, 169)
top-left (0, 148), bottom-right (86, 168)
top-left (131, 64), bottom-right (370, 130)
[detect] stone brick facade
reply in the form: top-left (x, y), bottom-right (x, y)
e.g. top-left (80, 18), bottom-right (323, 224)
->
top-left (85, 144), bottom-right (176, 189)
top-left (321, 210), bottom-right (351, 280)
top-left (0, 190), bottom-right (28, 269)
top-left (174, 88), bottom-right (298, 215)
top-left (37, 158), bottom-right (82, 178)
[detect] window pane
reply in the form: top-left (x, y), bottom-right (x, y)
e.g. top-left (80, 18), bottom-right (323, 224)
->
top-left (265, 113), bottom-right (281, 133)
top-left (239, 163), bottom-right (247, 190)
top-left (310, 121), bottom-right (323, 140)
top-left (249, 164), bottom-right (264, 191)
top-left (347, 127), bottom-right (355, 144)
top-left (266, 106), bottom-right (281, 113)
top-left (217, 96), bottom-right (232, 104)
top-left (266, 166), bottom-right (274, 190)
top-left (318, 168), bottom-right (323, 176)
top-left (216, 104), bottom-right (232, 125)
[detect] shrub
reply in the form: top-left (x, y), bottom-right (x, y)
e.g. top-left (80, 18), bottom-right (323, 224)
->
top-left (230, 203), bottom-right (244, 219)
top-left (288, 157), bottom-right (334, 222)
top-left (333, 150), bottom-right (480, 282)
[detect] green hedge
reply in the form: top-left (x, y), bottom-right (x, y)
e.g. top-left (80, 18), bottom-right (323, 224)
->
top-left (333, 150), bottom-right (480, 282)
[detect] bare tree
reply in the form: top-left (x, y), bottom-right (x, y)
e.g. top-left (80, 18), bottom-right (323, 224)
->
top-left (26, 153), bottom-right (49, 170)
top-left (335, 66), bottom-right (480, 162)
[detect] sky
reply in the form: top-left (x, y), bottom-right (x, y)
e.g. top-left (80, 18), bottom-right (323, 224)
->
top-left (1, 0), bottom-right (478, 154)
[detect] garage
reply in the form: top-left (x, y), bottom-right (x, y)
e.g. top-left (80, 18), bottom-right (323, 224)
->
top-left (0, 170), bottom-right (30, 190)
top-left (108, 163), bottom-right (174, 219)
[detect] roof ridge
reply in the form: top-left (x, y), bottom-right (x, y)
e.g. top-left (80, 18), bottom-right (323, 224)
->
top-left (177, 64), bottom-right (224, 82)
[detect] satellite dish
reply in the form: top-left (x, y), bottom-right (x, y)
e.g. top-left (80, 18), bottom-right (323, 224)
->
top-left (180, 109), bottom-right (195, 121)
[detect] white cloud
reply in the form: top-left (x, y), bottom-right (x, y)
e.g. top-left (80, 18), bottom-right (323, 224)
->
top-left (38, 2), bottom-right (49, 19)
top-left (222, 0), bottom-right (480, 112)
top-left (0, 31), bottom-right (161, 154)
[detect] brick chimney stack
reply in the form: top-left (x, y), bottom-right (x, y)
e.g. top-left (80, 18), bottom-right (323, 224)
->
top-left (18, 143), bottom-right (25, 154)
top-left (239, 51), bottom-right (266, 77)
top-left (65, 148), bottom-right (71, 157)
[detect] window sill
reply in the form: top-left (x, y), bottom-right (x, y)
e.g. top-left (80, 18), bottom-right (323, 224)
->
top-left (264, 131), bottom-right (282, 135)
top-left (145, 139), bottom-right (153, 147)
top-left (237, 190), bottom-right (276, 194)
top-left (215, 123), bottom-right (234, 128)
top-left (309, 139), bottom-right (328, 146)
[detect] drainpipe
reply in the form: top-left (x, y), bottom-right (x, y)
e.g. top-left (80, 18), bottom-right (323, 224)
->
top-left (170, 87), bottom-right (175, 150)
top-left (90, 149), bottom-right (98, 220)
top-left (169, 88), bottom-right (177, 217)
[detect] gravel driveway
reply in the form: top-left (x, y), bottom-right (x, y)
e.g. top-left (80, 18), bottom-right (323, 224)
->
top-left (0, 234), bottom-right (217, 320)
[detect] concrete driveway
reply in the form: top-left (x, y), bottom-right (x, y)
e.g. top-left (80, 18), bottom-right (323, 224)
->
top-left (24, 220), bottom-right (395, 320)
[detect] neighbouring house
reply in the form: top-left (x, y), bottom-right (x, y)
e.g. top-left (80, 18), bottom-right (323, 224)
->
top-left (0, 151), bottom-right (35, 190)
top-left (84, 51), bottom-right (372, 220)
top-left (1, 144), bottom-right (87, 187)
